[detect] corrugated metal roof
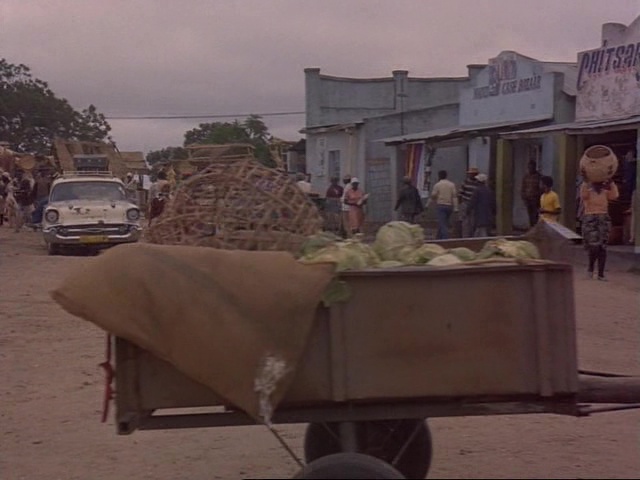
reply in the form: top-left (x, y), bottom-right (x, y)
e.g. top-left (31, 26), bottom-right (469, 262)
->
top-left (378, 115), bottom-right (552, 145)
top-left (501, 115), bottom-right (640, 139)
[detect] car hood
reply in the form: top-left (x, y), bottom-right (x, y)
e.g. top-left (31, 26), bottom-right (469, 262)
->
top-left (47, 200), bottom-right (138, 224)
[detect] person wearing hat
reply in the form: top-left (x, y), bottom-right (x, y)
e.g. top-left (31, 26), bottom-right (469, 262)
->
top-left (343, 177), bottom-right (369, 235)
top-left (468, 173), bottom-right (496, 237)
top-left (395, 176), bottom-right (424, 224)
top-left (458, 166), bottom-right (481, 237)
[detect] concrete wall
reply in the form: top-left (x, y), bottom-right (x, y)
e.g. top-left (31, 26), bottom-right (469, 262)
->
top-left (305, 68), bottom-right (468, 128)
top-left (459, 53), bottom-right (557, 126)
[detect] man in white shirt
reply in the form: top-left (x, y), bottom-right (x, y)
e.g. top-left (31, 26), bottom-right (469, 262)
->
top-left (296, 173), bottom-right (312, 194)
top-left (340, 175), bottom-right (352, 237)
top-left (427, 169), bottom-right (459, 239)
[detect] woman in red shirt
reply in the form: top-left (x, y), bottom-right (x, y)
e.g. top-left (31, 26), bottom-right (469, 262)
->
top-left (580, 179), bottom-right (619, 281)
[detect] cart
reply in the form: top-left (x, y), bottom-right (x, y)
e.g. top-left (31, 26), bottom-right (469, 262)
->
top-left (106, 250), bottom-right (640, 479)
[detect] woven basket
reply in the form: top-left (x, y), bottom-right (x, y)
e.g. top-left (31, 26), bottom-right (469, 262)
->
top-left (580, 145), bottom-right (618, 183)
top-left (145, 159), bottom-right (323, 254)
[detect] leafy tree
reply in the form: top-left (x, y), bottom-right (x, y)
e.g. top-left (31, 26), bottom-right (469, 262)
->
top-left (0, 59), bottom-right (112, 154)
top-left (183, 115), bottom-right (275, 166)
top-left (145, 146), bottom-right (188, 166)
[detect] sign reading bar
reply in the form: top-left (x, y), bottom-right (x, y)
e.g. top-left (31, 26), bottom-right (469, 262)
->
top-left (473, 53), bottom-right (542, 100)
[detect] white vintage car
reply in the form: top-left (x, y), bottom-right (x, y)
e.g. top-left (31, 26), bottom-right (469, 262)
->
top-left (42, 172), bottom-right (142, 255)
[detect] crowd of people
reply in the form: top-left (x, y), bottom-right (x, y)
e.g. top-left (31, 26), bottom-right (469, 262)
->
top-left (0, 169), bottom-right (53, 232)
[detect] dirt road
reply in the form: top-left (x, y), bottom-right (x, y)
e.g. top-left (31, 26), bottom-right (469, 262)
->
top-left (1, 229), bottom-right (638, 479)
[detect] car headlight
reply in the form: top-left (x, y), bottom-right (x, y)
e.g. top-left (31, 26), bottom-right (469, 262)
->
top-left (44, 210), bottom-right (59, 223)
top-left (126, 208), bottom-right (140, 221)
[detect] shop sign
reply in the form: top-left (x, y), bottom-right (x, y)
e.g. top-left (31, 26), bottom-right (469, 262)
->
top-left (473, 53), bottom-right (542, 100)
top-left (576, 40), bottom-right (640, 120)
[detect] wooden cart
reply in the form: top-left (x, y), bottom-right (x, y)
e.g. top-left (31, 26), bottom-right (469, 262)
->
top-left (105, 258), bottom-right (640, 479)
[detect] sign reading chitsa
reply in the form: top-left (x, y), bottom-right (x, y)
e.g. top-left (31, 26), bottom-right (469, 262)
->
top-left (576, 40), bottom-right (640, 121)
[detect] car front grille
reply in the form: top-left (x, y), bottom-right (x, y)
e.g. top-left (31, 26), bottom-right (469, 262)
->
top-left (55, 224), bottom-right (133, 237)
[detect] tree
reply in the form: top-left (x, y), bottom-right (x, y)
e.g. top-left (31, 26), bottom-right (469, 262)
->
top-left (0, 59), bottom-right (112, 154)
top-left (145, 146), bottom-right (188, 166)
top-left (183, 115), bottom-right (275, 166)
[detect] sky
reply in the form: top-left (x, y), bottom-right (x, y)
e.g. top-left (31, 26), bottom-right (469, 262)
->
top-left (1, 0), bottom-right (639, 154)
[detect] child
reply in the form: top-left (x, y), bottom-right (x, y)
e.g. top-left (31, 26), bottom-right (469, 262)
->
top-left (539, 176), bottom-right (561, 223)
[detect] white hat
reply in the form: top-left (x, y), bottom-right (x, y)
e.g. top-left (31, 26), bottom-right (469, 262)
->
top-left (351, 177), bottom-right (360, 184)
top-left (476, 173), bottom-right (488, 183)
top-left (126, 172), bottom-right (133, 177)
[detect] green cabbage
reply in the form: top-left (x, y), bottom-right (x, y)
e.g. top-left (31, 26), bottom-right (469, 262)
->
top-left (377, 260), bottom-right (407, 268)
top-left (299, 231), bottom-right (341, 257)
top-left (477, 238), bottom-right (541, 260)
top-left (300, 239), bottom-right (379, 271)
top-left (447, 247), bottom-right (477, 262)
top-left (373, 221), bottom-right (425, 261)
top-left (427, 253), bottom-right (464, 267)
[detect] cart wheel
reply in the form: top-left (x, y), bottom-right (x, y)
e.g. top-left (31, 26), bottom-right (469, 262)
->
top-left (293, 452), bottom-right (405, 479)
top-left (304, 419), bottom-right (432, 479)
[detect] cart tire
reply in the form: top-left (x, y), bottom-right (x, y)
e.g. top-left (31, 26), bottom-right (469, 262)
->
top-left (293, 452), bottom-right (405, 479)
top-left (304, 419), bottom-right (432, 479)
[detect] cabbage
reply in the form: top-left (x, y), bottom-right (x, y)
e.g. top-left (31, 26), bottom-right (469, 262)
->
top-left (447, 247), bottom-right (476, 262)
top-left (300, 239), bottom-right (379, 271)
top-left (377, 260), bottom-right (407, 268)
top-left (477, 239), bottom-right (541, 260)
top-left (427, 253), bottom-right (464, 267)
top-left (299, 231), bottom-right (341, 257)
top-left (373, 221), bottom-right (425, 261)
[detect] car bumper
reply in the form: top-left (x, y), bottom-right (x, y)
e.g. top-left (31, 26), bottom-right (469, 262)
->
top-left (43, 226), bottom-right (141, 245)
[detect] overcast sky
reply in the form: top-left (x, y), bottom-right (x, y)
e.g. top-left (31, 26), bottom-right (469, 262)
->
top-left (1, 0), bottom-right (639, 154)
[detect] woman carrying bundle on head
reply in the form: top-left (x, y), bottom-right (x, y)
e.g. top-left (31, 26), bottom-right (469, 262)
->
top-left (580, 178), bottom-right (619, 281)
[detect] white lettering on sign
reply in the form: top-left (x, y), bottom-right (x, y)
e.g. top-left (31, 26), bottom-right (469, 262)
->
top-left (473, 75), bottom-right (541, 99)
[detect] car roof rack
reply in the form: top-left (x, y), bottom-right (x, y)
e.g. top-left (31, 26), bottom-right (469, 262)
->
top-left (58, 171), bottom-right (118, 179)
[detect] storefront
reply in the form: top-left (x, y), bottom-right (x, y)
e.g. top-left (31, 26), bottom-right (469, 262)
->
top-left (382, 51), bottom-right (576, 231)
top-left (502, 16), bottom-right (640, 250)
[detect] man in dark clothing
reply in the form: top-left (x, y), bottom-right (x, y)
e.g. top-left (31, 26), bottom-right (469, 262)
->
top-left (31, 171), bottom-right (52, 226)
top-left (521, 161), bottom-right (542, 227)
top-left (325, 177), bottom-right (344, 235)
top-left (458, 167), bottom-right (481, 237)
top-left (395, 176), bottom-right (424, 224)
top-left (468, 173), bottom-right (496, 237)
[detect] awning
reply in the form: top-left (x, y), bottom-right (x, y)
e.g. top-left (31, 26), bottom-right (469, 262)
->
top-left (501, 115), bottom-right (640, 139)
top-left (300, 121), bottom-right (364, 135)
top-left (378, 115), bottom-right (552, 146)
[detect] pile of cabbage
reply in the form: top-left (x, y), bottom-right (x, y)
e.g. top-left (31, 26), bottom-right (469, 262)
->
top-left (298, 221), bottom-right (540, 272)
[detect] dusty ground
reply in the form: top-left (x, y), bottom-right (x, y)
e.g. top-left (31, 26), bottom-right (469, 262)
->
top-left (1, 228), bottom-right (638, 479)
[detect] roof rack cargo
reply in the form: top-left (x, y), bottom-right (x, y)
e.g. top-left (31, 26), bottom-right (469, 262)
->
top-left (59, 171), bottom-right (117, 179)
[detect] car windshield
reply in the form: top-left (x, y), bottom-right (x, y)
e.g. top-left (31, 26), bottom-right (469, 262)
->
top-left (50, 181), bottom-right (126, 202)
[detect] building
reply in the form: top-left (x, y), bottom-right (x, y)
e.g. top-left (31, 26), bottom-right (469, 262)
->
top-left (382, 51), bottom-right (577, 231)
top-left (302, 68), bottom-right (470, 226)
top-left (502, 16), bottom-right (640, 250)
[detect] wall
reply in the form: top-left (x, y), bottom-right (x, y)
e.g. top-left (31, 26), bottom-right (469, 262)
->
top-left (305, 68), bottom-right (467, 128)
top-left (576, 16), bottom-right (640, 121)
top-left (459, 52), bottom-right (557, 126)
top-left (305, 129), bottom-right (360, 195)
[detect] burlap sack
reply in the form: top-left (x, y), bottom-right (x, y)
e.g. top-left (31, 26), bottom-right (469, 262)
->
top-left (51, 243), bottom-right (335, 423)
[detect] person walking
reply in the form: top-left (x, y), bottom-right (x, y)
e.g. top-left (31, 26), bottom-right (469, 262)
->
top-left (343, 178), bottom-right (368, 235)
top-left (458, 167), bottom-right (481, 237)
top-left (428, 170), bottom-right (458, 239)
top-left (395, 176), bottom-right (424, 224)
top-left (340, 175), bottom-right (352, 238)
top-left (324, 177), bottom-right (344, 235)
top-left (468, 173), bottom-right (496, 237)
top-left (580, 179), bottom-right (619, 281)
top-left (521, 161), bottom-right (542, 228)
